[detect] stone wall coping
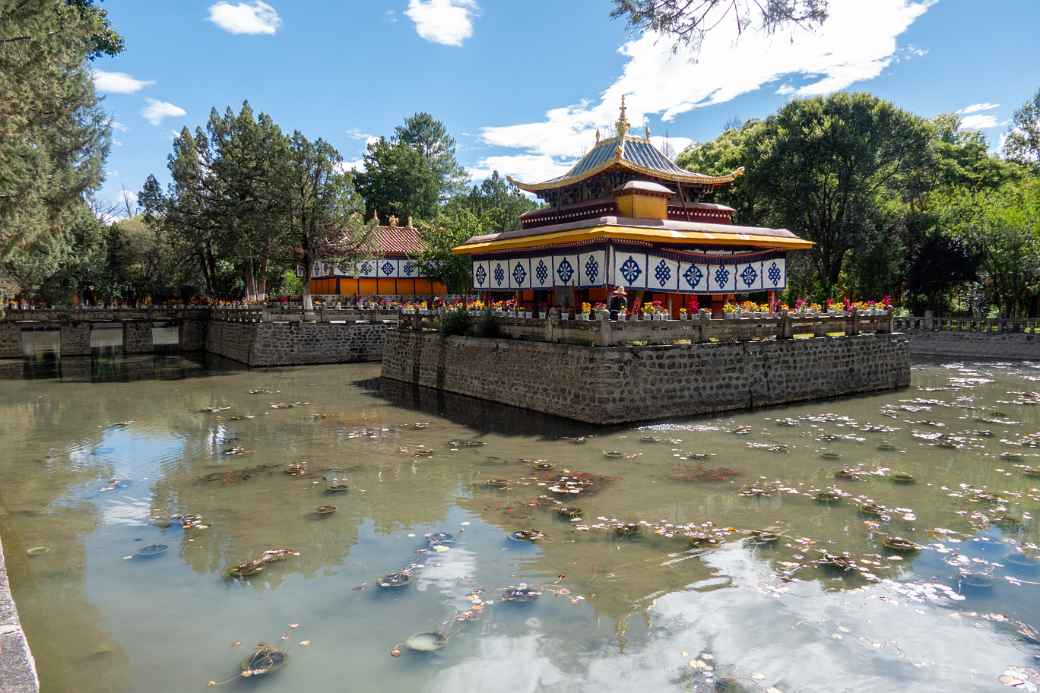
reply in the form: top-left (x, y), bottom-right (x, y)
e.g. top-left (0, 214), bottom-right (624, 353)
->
top-left (0, 535), bottom-right (41, 693)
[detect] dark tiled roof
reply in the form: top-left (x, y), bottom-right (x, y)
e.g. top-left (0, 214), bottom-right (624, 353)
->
top-left (510, 136), bottom-right (742, 192)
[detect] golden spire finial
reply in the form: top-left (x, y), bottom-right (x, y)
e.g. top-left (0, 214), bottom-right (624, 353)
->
top-left (595, 128), bottom-right (601, 145)
top-left (616, 95), bottom-right (630, 140)
top-left (644, 120), bottom-right (651, 142)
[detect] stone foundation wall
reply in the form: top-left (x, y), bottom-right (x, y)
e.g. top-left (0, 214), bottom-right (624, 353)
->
top-left (58, 323), bottom-right (90, 356)
top-left (381, 331), bottom-right (911, 424)
top-left (907, 331), bottom-right (1040, 360)
top-left (179, 319), bottom-right (208, 352)
top-left (0, 536), bottom-right (40, 693)
top-left (206, 320), bottom-right (385, 366)
top-left (123, 322), bottom-right (153, 354)
top-left (0, 323), bottom-right (19, 358)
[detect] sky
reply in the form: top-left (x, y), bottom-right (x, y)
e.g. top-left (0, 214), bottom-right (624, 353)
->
top-left (91, 0), bottom-right (1040, 214)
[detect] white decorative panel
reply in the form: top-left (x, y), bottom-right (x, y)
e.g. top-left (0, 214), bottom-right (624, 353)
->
top-left (400, 259), bottom-right (418, 278)
top-left (677, 262), bottom-right (706, 293)
top-left (490, 259), bottom-right (509, 290)
top-left (508, 258), bottom-right (531, 289)
top-left (613, 250), bottom-right (647, 289)
top-left (763, 257), bottom-right (786, 290)
top-left (553, 254), bottom-right (579, 287)
top-left (647, 255), bottom-right (679, 292)
top-left (357, 258), bottom-right (378, 278)
top-left (377, 258), bottom-right (398, 278)
top-left (735, 260), bottom-right (762, 291)
top-left (578, 250), bottom-right (606, 287)
top-left (531, 257), bottom-right (553, 289)
top-left (707, 263), bottom-right (737, 293)
top-left (472, 260), bottom-right (489, 290)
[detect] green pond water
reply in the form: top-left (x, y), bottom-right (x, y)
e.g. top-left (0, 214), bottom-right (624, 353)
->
top-left (2, 354), bottom-right (1040, 692)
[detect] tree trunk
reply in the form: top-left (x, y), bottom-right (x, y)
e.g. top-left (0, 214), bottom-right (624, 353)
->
top-left (302, 255), bottom-right (314, 313)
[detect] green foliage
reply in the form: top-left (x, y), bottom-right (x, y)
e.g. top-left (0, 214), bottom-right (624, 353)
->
top-left (1004, 89), bottom-right (1040, 171)
top-left (354, 113), bottom-right (465, 221)
top-left (415, 205), bottom-right (482, 294)
top-left (0, 0), bottom-right (122, 260)
top-left (277, 270), bottom-right (303, 297)
top-left (474, 309), bottom-right (500, 338)
top-left (439, 308), bottom-right (472, 337)
top-left (354, 138), bottom-right (441, 221)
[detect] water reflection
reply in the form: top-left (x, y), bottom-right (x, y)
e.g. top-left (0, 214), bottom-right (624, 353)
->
top-left (1, 357), bottom-right (1040, 691)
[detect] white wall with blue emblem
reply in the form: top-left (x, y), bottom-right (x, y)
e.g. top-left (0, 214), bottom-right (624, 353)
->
top-left (531, 257), bottom-right (553, 289)
top-left (507, 257), bottom-right (531, 289)
top-left (578, 250), bottom-right (605, 288)
top-left (611, 249), bottom-right (647, 289)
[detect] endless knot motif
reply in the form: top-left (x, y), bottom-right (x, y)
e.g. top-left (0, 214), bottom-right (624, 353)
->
top-left (512, 262), bottom-right (527, 286)
top-left (474, 265), bottom-right (487, 287)
top-left (767, 262), bottom-right (782, 286)
top-left (654, 259), bottom-right (672, 287)
top-left (359, 261), bottom-right (372, 275)
top-left (493, 263), bottom-right (505, 286)
top-left (619, 256), bottom-right (642, 284)
top-left (556, 258), bottom-right (574, 284)
top-left (683, 264), bottom-right (703, 290)
top-left (381, 261), bottom-right (395, 276)
top-left (402, 262), bottom-right (415, 276)
top-left (740, 264), bottom-right (758, 288)
top-left (535, 259), bottom-right (549, 285)
top-left (584, 256), bottom-right (600, 284)
top-left (714, 266), bottom-right (731, 290)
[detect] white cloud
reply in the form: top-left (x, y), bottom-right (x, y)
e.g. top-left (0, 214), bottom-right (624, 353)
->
top-left (93, 70), bottom-right (154, 94)
top-left (479, 0), bottom-right (933, 181)
top-left (960, 114), bottom-right (999, 130)
top-left (776, 83), bottom-right (796, 95)
top-left (142, 98), bottom-right (187, 126)
top-left (111, 120), bottom-right (129, 133)
top-left (346, 129), bottom-right (379, 148)
top-left (958, 102), bottom-right (999, 115)
top-left (335, 158), bottom-right (366, 174)
top-left (467, 154), bottom-right (574, 184)
top-left (405, 0), bottom-right (477, 47)
top-left (208, 1), bottom-right (281, 35)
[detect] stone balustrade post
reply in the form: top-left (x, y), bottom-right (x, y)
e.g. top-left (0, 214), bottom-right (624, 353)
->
top-left (545, 317), bottom-right (558, 344)
top-left (779, 311), bottom-right (793, 340)
top-left (923, 309), bottom-right (934, 330)
top-left (849, 310), bottom-right (860, 336)
top-left (598, 316), bottom-right (612, 346)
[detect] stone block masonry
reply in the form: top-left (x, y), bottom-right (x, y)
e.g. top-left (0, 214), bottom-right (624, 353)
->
top-left (381, 331), bottom-right (911, 425)
top-left (206, 320), bottom-right (387, 367)
top-left (0, 536), bottom-right (40, 693)
top-left (907, 331), bottom-right (1040, 361)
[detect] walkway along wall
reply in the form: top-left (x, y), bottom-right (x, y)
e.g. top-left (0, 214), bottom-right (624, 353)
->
top-left (381, 331), bottom-right (911, 425)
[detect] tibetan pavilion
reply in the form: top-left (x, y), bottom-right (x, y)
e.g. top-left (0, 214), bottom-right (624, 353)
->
top-left (453, 98), bottom-right (812, 316)
top-left (308, 216), bottom-right (447, 300)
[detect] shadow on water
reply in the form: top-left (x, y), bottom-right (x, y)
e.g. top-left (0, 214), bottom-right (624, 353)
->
top-left (4, 353), bottom-right (249, 383)
top-left (364, 376), bottom-right (608, 439)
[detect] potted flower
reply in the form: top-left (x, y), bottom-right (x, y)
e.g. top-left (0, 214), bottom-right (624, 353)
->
top-left (593, 302), bottom-right (608, 320)
top-left (679, 307), bottom-right (688, 320)
top-left (580, 302), bottom-right (592, 320)
top-left (722, 302), bottom-right (738, 319)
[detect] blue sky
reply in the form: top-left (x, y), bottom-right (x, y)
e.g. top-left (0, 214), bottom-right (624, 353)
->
top-left (92, 0), bottom-right (1040, 213)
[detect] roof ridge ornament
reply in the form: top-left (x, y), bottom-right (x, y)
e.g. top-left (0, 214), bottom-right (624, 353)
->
top-left (595, 128), bottom-right (601, 145)
top-left (614, 95), bottom-right (630, 160)
top-left (644, 121), bottom-right (651, 143)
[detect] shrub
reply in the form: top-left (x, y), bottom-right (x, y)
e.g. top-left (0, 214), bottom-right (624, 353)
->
top-left (475, 308), bottom-right (500, 338)
top-left (440, 308), bottom-right (472, 336)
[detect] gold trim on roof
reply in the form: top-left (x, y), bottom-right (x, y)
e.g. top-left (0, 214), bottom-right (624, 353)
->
top-left (452, 225), bottom-right (813, 255)
top-left (508, 162), bottom-right (744, 193)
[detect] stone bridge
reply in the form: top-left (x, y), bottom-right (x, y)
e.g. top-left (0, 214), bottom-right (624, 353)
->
top-left (0, 307), bottom-right (210, 359)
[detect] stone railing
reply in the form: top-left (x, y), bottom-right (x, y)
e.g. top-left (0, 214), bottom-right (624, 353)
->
top-left (210, 308), bottom-right (264, 323)
top-left (398, 310), bottom-right (895, 347)
top-left (895, 315), bottom-right (1040, 333)
top-left (1, 306), bottom-right (211, 322)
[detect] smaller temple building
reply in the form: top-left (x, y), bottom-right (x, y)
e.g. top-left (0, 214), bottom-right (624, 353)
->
top-left (308, 217), bottom-right (447, 300)
top-left (452, 98), bottom-right (812, 315)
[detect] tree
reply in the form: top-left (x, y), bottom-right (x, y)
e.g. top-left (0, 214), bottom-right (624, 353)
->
top-left (415, 205), bottom-right (483, 294)
top-left (742, 93), bottom-right (932, 294)
top-left (142, 103), bottom-right (295, 301)
top-left (449, 171), bottom-right (539, 231)
top-left (1003, 89), bottom-right (1040, 170)
top-left (394, 112), bottom-right (467, 197)
top-left (610, 0), bottom-right (828, 51)
top-left (354, 137), bottom-right (441, 221)
top-left (0, 0), bottom-right (122, 259)
top-left (283, 131), bottom-right (374, 311)
top-left (677, 120), bottom-right (767, 225)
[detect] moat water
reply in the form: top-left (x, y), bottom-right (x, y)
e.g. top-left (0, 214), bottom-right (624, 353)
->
top-left (2, 354), bottom-right (1040, 692)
